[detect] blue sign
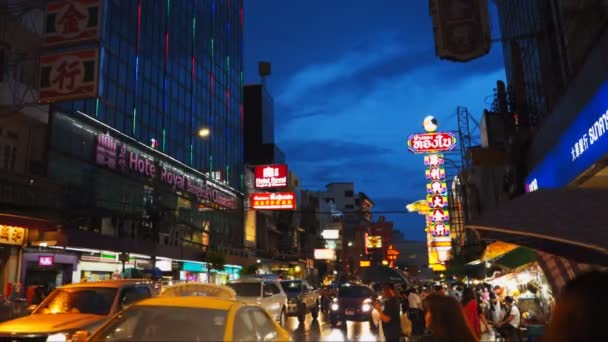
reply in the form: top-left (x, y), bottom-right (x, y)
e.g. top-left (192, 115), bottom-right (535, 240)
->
top-left (526, 81), bottom-right (608, 190)
top-left (182, 261), bottom-right (208, 272)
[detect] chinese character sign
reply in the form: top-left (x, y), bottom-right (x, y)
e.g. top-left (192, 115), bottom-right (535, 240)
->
top-left (251, 192), bottom-right (295, 210)
top-left (39, 49), bottom-right (99, 102)
top-left (0, 225), bottom-right (27, 246)
top-left (44, 0), bottom-right (102, 47)
top-left (407, 118), bottom-right (453, 270)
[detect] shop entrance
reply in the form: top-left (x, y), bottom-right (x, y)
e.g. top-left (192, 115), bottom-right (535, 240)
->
top-left (25, 267), bottom-right (60, 288)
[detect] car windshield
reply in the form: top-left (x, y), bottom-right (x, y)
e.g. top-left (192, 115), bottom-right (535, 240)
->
top-left (35, 287), bottom-right (117, 316)
top-left (338, 286), bottom-right (373, 298)
top-left (226, 283), bottom-right (260, 297)
top-left (91, 306), bottom-right (227, 342)
top-left (281, 281), bottom-right (303, 292)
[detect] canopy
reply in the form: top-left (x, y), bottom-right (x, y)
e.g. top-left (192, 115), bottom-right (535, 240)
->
top-left (466, 189), bottom-right (608, 265)
top-left (492, 247), bottom-right (537, 270)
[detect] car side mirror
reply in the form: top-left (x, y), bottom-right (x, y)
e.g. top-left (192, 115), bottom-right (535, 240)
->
top-left (26, 304), bottom-right (37, 314)
top-left (71, 330), bottom-right (90, 342)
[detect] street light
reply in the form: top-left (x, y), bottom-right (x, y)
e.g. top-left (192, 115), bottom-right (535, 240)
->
top-left (198, 127), bottom-right (210, 138)
top-left (347, 241), bottom-right (353, 247)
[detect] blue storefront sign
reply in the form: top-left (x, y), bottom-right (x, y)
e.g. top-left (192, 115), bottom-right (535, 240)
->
top-left (526, 81), bottom-right (608, 191)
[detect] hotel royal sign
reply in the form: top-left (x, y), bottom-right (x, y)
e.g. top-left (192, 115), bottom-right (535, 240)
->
top-left (407, 116), bottom-right (456, 271)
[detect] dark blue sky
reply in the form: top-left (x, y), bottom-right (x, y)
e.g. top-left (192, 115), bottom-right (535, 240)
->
top-left (244, 0), bottom-right (506, 240)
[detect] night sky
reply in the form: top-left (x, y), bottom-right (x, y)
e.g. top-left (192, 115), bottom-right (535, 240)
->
top-left (244, 0), bottom-right (506, 241)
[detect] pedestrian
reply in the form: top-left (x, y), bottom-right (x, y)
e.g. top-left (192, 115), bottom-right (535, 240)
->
top-left (374, 283), bottom-right (402, 342)
top-left (542, 271), bottom-right (608, 342)
top-left (495, 296), bottom-right (520, 342)
top-left (418, 294), bottom-right (479, 342)
top-left (461, 287), bottom-right (481, 339)
top-left (408, 287), bottom-right (424, 335)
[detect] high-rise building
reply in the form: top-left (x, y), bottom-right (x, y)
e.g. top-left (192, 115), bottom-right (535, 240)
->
top-left (51, 0), bottom-right (244, 187)
top-left (0, 0), bottom-right (247, 287)
top-left (243, 84), bottom-right (285, 165)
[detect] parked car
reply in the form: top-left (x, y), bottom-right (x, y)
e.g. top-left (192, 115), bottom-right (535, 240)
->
top-left (72, 283), bottom-right (291, 342)
top-left (0, 279), bottom-right (153, 341)
top-left (329, 283), bottom-right (379, 328)
top-left (226, 277), bottom-right (288, 327)
top-left (281, 279), bottom-right (321, 322)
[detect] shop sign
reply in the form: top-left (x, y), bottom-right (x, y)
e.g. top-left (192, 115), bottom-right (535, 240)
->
top-left (251, 192), bottom-right (295, 210)
top-left (425, 166), bottom-right (446, 180)
top-left (366, 235), bottom-right (383, 249)
top-left (429, 222), bottom-right (451, 237)
top-left (182, 261), bottom-right (207, 273)
top-left (427, 194), bottom-right (448, 208)
top-left (254, 164), bottom-right (288, 189)
top-left (427, 180), bottom-right (448, 194)
top-left (407, 132), bottom-right (457, 154)
top-left (321, 229), bottom-right (340, 240)
top-left (314, 249), bottom-right (336, 260)
top-left (387, 245), bottom-right (400, 261)
top-left (39, 49), bottom-right (99, 103)
top-left (39, 256), bottom-right (54, 266)
top-left (0, 225), bottom-right (26, 246)
top-left (44, 0), bottom-right (102, 47)
top-left (424, 153), bottom-right (445, 166)
top-left (95, 134), bottom-right (237, 209)
top-left (526, 81), bottom-right (608, 190)
top-left (360, 260), bottom-right (371, 267)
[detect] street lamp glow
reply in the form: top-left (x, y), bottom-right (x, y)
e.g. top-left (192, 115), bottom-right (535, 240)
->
top-left (256, 259), bottom-right (261, 263)
top-left (347, 241), bottom-right (353, 247)
top-left (198, 127), bottom-right (210, 138)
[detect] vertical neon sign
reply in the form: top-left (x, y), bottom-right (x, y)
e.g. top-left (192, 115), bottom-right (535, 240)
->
top-left (406, 116), bottom-right (457, 271)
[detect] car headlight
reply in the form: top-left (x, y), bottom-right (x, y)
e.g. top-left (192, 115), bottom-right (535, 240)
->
top-left (46, 332), bottom-right (69, 342)
top-left (331, 303), bottom-right (339, 311)
top-left (361, 303), bottom-right (372, 312)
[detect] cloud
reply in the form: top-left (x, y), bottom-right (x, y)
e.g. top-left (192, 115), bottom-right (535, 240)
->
top-left (276, 31), bottom-right (407, 104)
top-left (281, 139), bottom-right (393, 163)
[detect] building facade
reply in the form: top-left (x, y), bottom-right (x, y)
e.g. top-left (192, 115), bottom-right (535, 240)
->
top-left (0, 0), bottom-right (247, 292)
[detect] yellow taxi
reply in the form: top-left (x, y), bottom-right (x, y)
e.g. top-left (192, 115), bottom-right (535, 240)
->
top-left (73, 283), bottom-right (292, 342)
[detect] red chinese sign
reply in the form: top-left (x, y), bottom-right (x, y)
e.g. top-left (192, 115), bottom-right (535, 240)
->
top-left (251, 192), bottom-right (296, 210)
top-left (407, 132), bottom-right (457, 154)
top-left (39, 49), bottom-right (99, 103)
top-left (387, 245), bottom-right (400, 261)
top-left (44, 0), bottom-right (102, 47)
top-left (254, 164), bottom-right (288, 189)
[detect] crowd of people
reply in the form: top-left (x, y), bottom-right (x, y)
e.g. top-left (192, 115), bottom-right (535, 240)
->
top-left (375, 270), bottom-right (606, 341)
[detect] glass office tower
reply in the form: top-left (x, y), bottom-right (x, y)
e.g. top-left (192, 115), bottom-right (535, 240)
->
top-left (54, 0), bottom-right (244, 189)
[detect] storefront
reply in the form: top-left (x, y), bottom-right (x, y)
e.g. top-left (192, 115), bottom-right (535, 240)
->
top-left (0, 224), bottom-right (28, 296)
top-left (45, 110), bottom-right (244, 262)
top-left (20, 251), bottom-right (78, 289)
top-left (180, 262), bottom-right (242, 284)
top-left (525, 80), bottom-right (608, 191)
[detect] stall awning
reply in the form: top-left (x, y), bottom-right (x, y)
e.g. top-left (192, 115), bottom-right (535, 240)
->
top-left (466, 189), bottom-right (608, 266)
top-left (492, 247), bottom-right (537, 270)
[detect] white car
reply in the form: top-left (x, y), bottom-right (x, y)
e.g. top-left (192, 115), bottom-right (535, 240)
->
top-left (227, 277), bottom-right (288, 327)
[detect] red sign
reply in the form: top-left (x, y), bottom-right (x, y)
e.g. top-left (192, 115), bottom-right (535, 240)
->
top-left (44, 0), bottom-right (102, 47)
top-left (254, 164), bottom-right (288, 188)
top-left (251, 192), bottom-right (295, 210)
top-left (387, 245), bottom-right (400, 261)
top-left (39, 49), bottom-right (99, 103)
top-left (407, 132), bottom-right (457, 154)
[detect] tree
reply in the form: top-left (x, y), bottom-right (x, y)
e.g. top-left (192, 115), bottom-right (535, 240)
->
top-left (205, 250), bottom-right (226, 271)
top-left (239, 264), bottom-right (259, 276)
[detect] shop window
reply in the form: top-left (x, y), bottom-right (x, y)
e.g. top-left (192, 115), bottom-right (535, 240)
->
top-left (344, 190), bottom-right (354, 197)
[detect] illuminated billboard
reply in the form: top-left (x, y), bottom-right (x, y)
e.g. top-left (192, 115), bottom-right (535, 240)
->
top-left (251, 192), bottom-right (295, 210)
top-left (407, 116), bottom-right (453, 271)
top-left (314, 249), bottom-right (336, 260)
top-left (254, 164), bottom-right (288, 189)
top-left (366, 235), bottom-right (383, 249)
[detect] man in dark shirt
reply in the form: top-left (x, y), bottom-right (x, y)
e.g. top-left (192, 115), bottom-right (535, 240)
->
top-left (374, 283), bottom-right (402, 342)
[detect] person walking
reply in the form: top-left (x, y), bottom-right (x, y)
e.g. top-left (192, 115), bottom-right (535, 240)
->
top-left (374, 283), bottom-right (403, 342)
top-left (462, 287), bottom-right (481, 339)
